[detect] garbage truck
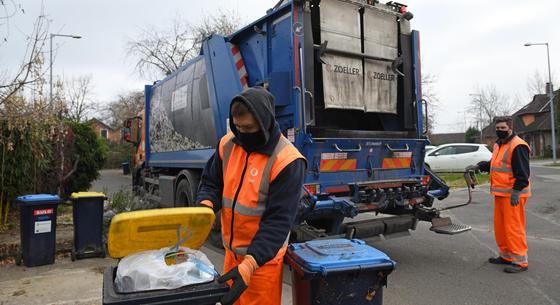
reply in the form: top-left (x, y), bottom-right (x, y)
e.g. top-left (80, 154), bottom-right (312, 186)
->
top-left (123, 0), bottom-right (474, 246)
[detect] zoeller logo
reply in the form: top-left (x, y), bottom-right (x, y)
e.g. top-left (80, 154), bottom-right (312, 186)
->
top-left (326, 64), bottom-right (360, 76)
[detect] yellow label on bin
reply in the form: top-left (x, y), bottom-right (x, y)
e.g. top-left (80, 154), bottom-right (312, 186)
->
top-left (107, 207), bottom-right (215, 258)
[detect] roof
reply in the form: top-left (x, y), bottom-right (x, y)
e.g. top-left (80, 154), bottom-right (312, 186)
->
top-left (88, 118), bottom-right (115, 131)
top-left (482, 89), bottom-right (558, 136)
top-left (429, 133), bottom-right (466, 145)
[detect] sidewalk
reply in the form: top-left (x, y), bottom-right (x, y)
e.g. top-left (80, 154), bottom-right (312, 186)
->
top-left (530, 158), bottom-right (560, 168)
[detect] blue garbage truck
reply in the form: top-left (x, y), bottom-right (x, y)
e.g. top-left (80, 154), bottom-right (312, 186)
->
top-left (123, 0), bottom-right (473, 245)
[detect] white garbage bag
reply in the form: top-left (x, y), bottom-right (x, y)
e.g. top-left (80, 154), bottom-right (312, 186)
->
top-left (115, 247), bottom-right (217, 292)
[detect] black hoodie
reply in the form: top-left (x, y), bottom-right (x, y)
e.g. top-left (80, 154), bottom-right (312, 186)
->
top-left (197, 87), bottom-right (306, 266)
top-left (229, 87), bottom-right (277, 152)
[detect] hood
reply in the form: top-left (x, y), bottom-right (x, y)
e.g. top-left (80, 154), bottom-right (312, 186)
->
top-left (229, 87), bottom-right (280, 153)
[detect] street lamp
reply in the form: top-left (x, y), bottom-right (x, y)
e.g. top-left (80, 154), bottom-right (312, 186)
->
top-left (525, 42), bottom-right (557, 163)
top-left (49, 33), bottom-right (82, 107)
top-left (49, 33), bottom-right (81, 196)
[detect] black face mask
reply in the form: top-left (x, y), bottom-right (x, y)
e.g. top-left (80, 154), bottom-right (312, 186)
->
top-left (496, 130), bottom-right (509, 139)
top-left (237, 131), bottom-right (265, 150)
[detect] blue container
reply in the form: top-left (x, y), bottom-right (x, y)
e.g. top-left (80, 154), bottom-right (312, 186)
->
top-left (285, 239), bottom-right (395, 305)
top-left (121, 162), bottom-right (130, 175)
top-left (17, 194), bottom-right (61, 267)
top-left (70, 192), bottom-right (107, 260)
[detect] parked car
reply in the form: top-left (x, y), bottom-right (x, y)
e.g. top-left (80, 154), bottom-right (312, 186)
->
top-left (424, 143), bottom-right (492, 172)
top-left (425, 145), bottom-right (437, 153)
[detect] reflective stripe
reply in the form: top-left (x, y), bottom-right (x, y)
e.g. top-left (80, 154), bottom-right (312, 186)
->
top-left (223, 239), bottom-right (248, 256)
top-left (501, 141), bottom-right (513, 169)
top-left (257, 136), bottom-right (291, 207)
top-left (222, 197), bottom-right (265, 216)
top-left (500, 251), bottom-right (528, 264)
top-left (223, 233), bottom-right (290, 257)
top-left (221, 136), bottom-right (235, 174)
top-left (490, 187), bottom-right (530, 194)
top-left (490, 167), bottom-right (512, 173)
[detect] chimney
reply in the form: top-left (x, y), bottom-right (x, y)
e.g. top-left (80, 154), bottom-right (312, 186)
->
top-left (546, 82), bottom-right (554, 94)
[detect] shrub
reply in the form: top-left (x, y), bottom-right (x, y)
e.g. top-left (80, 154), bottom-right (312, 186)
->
top-left (63, 121), bottom-right (108, 196)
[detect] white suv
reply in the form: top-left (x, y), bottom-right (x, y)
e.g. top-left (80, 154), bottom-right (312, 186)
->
top-left (424, 143), bottom-right (492, 172)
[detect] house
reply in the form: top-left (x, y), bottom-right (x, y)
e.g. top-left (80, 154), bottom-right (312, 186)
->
top-left (89, 118), bottom-right (121, 143)
top-left (429, 132), bottom-right (466, 145)
top-left (482, 89), bottom-right (559, 157)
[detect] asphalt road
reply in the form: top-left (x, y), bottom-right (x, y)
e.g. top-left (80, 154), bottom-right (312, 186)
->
top-left (1, 165), bottom-right (558, 305)
top-left (374, 165), bottom-right (560, 305)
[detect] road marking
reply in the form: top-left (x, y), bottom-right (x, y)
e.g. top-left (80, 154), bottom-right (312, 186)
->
top-left (469, 226), bottom-right (560, 243)
top-left (524, 277), bottom-right (560, 305)
top-left (45, 297), bottom-right (100, 305)
top-left (535, 174), bottom-right (560, 181)
top-left (527, 209), bottom-right (560, 227)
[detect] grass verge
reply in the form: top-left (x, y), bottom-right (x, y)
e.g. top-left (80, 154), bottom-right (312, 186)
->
top-left (436, 172), bottom-right (490, 189)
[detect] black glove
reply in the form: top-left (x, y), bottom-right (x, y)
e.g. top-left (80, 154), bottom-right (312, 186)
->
top-left (218, 267), bottom-right (248, 305)
top-left (465, 164), bottom-right (479, 172)
top-left (510, 190), bottom-right (521, 207)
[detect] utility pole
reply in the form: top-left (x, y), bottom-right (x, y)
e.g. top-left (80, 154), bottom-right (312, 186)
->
top-left (525, 42), bottom-right (556, 163)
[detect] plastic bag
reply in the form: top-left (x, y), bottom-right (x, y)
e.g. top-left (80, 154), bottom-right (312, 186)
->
top-left (115, 247), bottom-right (217, 292)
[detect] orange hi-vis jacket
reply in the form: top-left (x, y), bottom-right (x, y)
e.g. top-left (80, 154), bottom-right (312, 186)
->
top-left (218, 132), bottom-right (305, 256)
top-left (490, 135), bottom-right (531, 198)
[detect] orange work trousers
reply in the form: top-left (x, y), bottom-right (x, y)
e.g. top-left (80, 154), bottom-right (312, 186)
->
top-left (223, 248), bottom-right (285, 305)
top-left (493, 196), bottom-right (528, 267)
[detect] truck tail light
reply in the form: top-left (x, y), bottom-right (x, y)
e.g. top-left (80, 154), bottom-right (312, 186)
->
top-left (304, 183), bottom-right (320, 196)
top-left (422, 175), bottom-right (430, 186)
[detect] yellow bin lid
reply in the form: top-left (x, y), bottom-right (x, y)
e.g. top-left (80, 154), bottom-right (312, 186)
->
top-left (107, 207), bottom-right (215, 259)
top-left (70, 192), bottom-right (106, 199)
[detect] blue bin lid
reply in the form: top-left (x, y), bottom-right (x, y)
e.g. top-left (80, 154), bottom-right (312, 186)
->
top-left (287, 239), bottom-right (395, 276)
top-left (17, 194), bottom-right (61, 204)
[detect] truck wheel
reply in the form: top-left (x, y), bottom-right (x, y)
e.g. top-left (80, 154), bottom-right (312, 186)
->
top-left (208, 211), bottom-right (223, 249)
top-left (175, 179), bottom-right (196, 207)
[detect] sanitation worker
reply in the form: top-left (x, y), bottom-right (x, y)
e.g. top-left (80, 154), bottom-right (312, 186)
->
top-left (466, 116), bottom-right (530, 273)
top-left (196, 87), bottom-right (306, 305)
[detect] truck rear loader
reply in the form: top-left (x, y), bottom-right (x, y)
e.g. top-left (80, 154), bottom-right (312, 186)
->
top-left (123, 0), bottom-right (474, 246)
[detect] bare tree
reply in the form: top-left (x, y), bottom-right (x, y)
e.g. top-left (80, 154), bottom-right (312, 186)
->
top-left (422, 73), bottom-right (440, 134)
top-left (105, 91), bottom-right (145, 129)
top-left (0, 13), bottom-right (49, 106)
top-left (526, 69), bottom-right (557, 97)
top-left (126, 9), bottom-right (241, 79)
top-left (63, 75), bottom-right (96, 122)
top-left (469, 85), bottom-right (519, 128)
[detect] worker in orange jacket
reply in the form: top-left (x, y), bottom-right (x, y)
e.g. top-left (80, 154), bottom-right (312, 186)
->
top-left (196, 87), bottom-right (306, 305)
top-left (466, 116), bottom-right (530, 273)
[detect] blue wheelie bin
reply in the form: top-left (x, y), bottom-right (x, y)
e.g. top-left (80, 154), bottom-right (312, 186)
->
top-left (16, 194), bottom-right (61, 267)
top-left (285, 239), bottom-right (395, 305)
top-left (70, 192), bottom-right (107, 260)
top-left (121, 162), bottom-right (130, 175)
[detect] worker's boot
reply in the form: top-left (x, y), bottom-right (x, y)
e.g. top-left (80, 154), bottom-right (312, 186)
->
top-left (488, 257), bottom-right (512, 265)
top-left (504, 265), bottom-right (528, 273)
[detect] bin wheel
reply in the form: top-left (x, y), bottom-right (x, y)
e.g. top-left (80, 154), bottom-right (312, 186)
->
top-left (71, 249), bottom-right (76, 261)
top-left (15, 252), bottom-right (22, 266)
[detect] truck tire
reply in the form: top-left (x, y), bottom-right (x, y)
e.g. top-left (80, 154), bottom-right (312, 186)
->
top-left (175, 179), bottom-right (196, 207)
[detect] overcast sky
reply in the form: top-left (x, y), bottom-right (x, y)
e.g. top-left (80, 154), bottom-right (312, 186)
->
top-left (2, 0), bottom-right (558, 133)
